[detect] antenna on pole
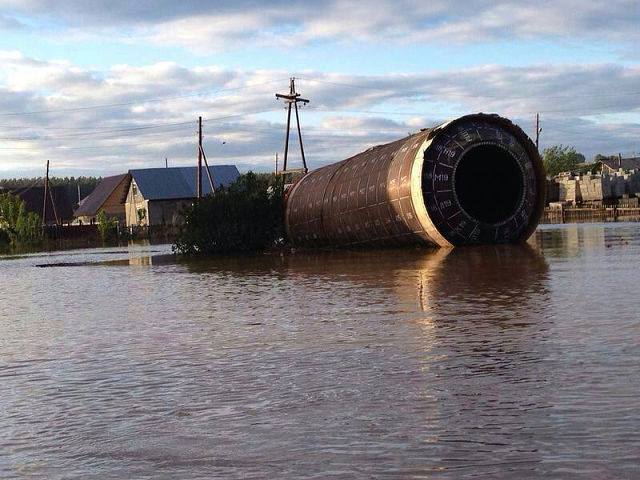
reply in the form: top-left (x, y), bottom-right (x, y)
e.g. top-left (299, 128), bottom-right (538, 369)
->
top-left (276, 77), bottom-right (309, 181)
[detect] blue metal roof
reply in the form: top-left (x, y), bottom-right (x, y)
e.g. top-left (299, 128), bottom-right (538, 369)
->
top-left (128, 166), bottom-right (240, 200)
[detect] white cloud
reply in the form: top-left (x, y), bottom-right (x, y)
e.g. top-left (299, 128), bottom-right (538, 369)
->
top-left (0, 52), bottom-right (638, 178)
top-left (1, 0), bottom-right (638, 52)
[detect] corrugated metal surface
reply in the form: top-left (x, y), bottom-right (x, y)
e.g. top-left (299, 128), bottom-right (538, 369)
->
top-left (129, 166), bottom-right (240, 200)
top-left (286, 113), bottom-right (545, 248)
top-left (285, 132), bottom-right (433, 247)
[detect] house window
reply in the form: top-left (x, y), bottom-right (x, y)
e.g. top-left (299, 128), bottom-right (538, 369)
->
top-left (132, 184), bottom-right (138, 196)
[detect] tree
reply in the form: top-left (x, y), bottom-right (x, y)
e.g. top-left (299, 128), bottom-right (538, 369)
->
top-left (542, 145), bottom-right (586, 177)
top-left (174, 172), bottom-right (285, 255)
top-left (593, 154), bottom-right (611, 163)
top-left (0, 193), bottom-right (42, 247)
top-left (96, 209), bottom-right (118, 242)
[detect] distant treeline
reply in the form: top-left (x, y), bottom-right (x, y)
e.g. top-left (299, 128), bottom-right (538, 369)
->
top-left (0, 176), bottom-right (101, 205)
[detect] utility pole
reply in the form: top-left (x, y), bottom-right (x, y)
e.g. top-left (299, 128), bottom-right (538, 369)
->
top-left (42, 160), bottom-right (59, 227)
top-left (198, 143), bottom-right (216, 194)
top-left (165, 157), bottom-right (168, 168)
top-left (193, 118), bottom-right (216, 194)
top-left (535, 113), bottom-right (541, 151)
top-left (42, 160), bottom-right (49, 227)
top-left (196, 116), bottom-right (203, 199)
top-left (275, 152), bottom-right (279, 174)
top-left (276, 77), bottom-right (309, 176)
top-left (77, 184), bottom-right (81, 205)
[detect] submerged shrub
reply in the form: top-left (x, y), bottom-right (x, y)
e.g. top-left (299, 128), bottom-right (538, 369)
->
top-left (174, 172), bottom-right (285, 255)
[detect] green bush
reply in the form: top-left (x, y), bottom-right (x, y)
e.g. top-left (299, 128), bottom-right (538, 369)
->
top-left (0, 227), bottom-right (10, 248)
top-left (174, 172), bottom-right (285, 255)
top-left (0, 193), bottom-right (42, 247)
top-left (96, 209), bottom-right (119, 242)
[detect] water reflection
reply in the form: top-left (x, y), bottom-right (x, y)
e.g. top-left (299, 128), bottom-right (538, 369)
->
top-left (175, 244), bottom-right (550, 325)
top-left (532, 222), bottom-right (640, 256)
top-left (3, 228), bottom-right (639, 479)
top-left (393, 246), bottom-right (552, 475)
top-left (164, 245), bottom-right (554, 475)
top-left (414, 244), bottom-right (548, 313)
top-left (412, 245), bottom-right (552, 373)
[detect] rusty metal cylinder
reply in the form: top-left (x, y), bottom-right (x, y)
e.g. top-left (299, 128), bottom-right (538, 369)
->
top-left (285, 113), bottom-right (545, 248)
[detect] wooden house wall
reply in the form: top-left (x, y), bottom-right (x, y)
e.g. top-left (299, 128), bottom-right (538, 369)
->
top-left (124, 179), bottom-right (193, 226)
top-left (125, 179), bottom-right (149, 227)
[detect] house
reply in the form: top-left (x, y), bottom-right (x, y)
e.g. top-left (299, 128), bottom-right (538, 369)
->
top-left (11, 186), bottom-right (74, 225)
top-left (74, 174), bottom-right (131, 225)
top-left (598, 156), bottom-right (640, 175)
top-left (125, 165), bottom-right (241, 227)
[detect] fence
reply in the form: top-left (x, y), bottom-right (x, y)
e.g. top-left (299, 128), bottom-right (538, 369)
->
top-left (43, 224), bottom-right (98, 240)
top-left (542, 207), bottom-right (640, 224)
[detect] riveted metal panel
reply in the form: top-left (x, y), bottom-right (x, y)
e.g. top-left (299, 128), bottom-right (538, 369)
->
top-left (285, 113), bottom-right (545, 248)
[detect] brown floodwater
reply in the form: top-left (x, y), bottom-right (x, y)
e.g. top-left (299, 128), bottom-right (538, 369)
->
top-left (1, 223), bottom-right (639, 479)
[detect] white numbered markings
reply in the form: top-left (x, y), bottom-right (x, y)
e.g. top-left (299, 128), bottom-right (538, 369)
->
top-left (422, 119), bottom-right (537, 245)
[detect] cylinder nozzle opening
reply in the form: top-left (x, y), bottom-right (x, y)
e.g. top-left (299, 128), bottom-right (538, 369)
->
top-left (454, 143), bottom-right (524, 225)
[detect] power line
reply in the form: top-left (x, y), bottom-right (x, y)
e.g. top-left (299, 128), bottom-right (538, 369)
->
top-left (1, 88), bottom-right (637, 138)
top-left (0, 124), bottom-right (375, 151)
top-left (0, 113), bottom-right (636, 148)
top-left (0, 121), bottom-right (195, 141)
top-left (305, 103), bottom-right (640, 116)
top-left (0, 104), bottom-right (274, 132)
top-left (0, 99), bottom-right (636, 156)
top-left (298, 76), bottom-right (640, 100)
top-left (0, 143), bottom-right (165, 151)
top-left (0, 107), bottom-right (280, 142)
top-left (0, 79), bottom-right (287, 117)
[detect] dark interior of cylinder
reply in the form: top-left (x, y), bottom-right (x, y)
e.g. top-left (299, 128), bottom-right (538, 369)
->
top-left (454, 144), bottom-right (524, 224)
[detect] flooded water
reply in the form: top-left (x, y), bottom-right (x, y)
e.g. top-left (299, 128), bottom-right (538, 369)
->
top-left (1, 223), bottom-right (639, 479)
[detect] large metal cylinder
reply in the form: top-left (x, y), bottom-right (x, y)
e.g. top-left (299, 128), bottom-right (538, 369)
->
top-left (285, 113), bottom-right (545, 248)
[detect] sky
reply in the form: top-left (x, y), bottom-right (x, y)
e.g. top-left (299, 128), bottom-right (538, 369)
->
top-left (0, 0), bottom-right (639, 178)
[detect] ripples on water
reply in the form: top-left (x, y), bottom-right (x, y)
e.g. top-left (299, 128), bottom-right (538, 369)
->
top-left (0, 224), bottom-right (639, 479)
